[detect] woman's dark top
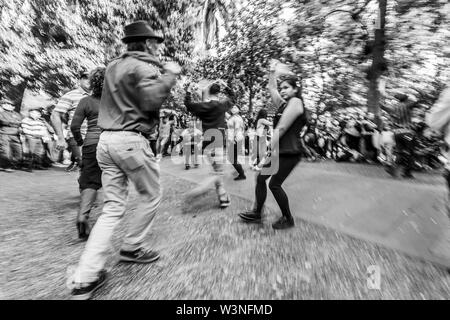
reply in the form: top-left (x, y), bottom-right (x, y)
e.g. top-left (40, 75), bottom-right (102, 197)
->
top-left (273, 98), bottom-right (308, 155)
top-left (71, 96), bottom-right (101, 147)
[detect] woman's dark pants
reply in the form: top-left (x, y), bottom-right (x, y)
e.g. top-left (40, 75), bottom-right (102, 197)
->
top-left (255, 154), bottom-right (300, 219)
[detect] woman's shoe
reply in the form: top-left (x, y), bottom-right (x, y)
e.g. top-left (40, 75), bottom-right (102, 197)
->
top-left (272, 216), bottom-right (295, 230)
top-left (239, 210), bottom-right (262, 223)
top-left (76, 217), bottom-right (90, 241)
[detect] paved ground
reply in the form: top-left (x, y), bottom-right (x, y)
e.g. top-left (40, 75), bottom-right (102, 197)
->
top-left (168, 156), bottom-right (450, 268)
top-left (1, 161), bottom-right (450, 300)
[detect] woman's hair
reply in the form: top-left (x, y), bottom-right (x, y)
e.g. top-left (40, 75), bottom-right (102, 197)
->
top-left (279, 75), bottom-right (304, 101)
top-left (127, 40), bottom-right (147, 52)
top-left (90, 67), bottom-right (106, 98)
top-left (255, 108), bottom-right (268, 124)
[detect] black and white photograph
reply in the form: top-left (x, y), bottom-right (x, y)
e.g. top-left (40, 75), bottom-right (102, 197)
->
top-left (1, 0), bottom-right (450, 303)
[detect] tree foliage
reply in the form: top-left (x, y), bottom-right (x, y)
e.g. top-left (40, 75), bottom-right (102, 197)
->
top-left (1, 0), bottom-right (449, 117)
top-left (0, 0), bottom-right (202, 108)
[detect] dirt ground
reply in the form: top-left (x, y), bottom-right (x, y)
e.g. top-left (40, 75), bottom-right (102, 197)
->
top-left (1, 168), bottom-right (449, 300)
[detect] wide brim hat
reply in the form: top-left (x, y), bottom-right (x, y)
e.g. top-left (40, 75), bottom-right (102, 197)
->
top-left (0, 98), bottom-right (14, 105)
top-left (122, 20), bottom-right (164, 44)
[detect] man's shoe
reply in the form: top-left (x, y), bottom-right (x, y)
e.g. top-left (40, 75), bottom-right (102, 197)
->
top-left (402, 171), bottom-right (414, 179)
top-left (185, 165), bottom-right (190, 170)
top-left (234, 175), bottom-right (246, 181)
top-left (4, 168), bottom-right (14, 173)
top-left (71, 269), bottom-right (107, 300)
top-left (76, 218), bottom-right (90, 241)
top-left (272, 216), bottom-right (295, 230)
top-left (219, 195), bottom-right (231, 208)
top-left (66, 162), bottom-right (79, 172)
top-left (119, 248), bottom-right (160, 264)
top-left (239, 210), bottom-right (262, 223)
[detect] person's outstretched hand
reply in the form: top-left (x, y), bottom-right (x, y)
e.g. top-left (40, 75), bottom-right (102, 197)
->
top-left (269, 58), bottom-right (294, 76)
top-left (164, 61), bottom-right (182, 75)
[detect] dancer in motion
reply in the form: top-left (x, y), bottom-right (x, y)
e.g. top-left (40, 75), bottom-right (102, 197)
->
top-left (184, 81), bottom-right (233, 208)
top-left (70, 67), bottom-right (105, 240)
top-left (226, 105), bottom-right (246, 180)
top-left (239, 60), bottom-right (307, 230)
top-left (68, 21), bottom-right (181, 300)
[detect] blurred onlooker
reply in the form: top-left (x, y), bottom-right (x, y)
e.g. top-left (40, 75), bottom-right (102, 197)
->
top-left (39, 105), bottom-right (57, 167)
top-left (156, 112), bottom-right (174, 159)
top-left (246, 119), bottom-right (255, 158)
top-left (51, 71), bottom-right (90, 171)
top-left (0, 99), bottom-right (23, 172)
top-left (70, 67), bottom-right (105, 240)
top-left (361, 113), bottom-right (378, 163)
top-left (343, 118), bottom-right (362, 155)
top-left (427, 85), bottom-right (450, 218)
top-left (226, 105), bottom-right (246, 180)
top-left (21, 108), bottom-right (49, 172)
top-left (169, 114), bottom-right (182, 155)
top-left (378, 120), bottom-right (395, 167)
top-left (252, 108), bottom-right (272, 169)
top-left (180, 119), bottom-right (202, 170)
top-left (386, 92), bottom-right (418, 178)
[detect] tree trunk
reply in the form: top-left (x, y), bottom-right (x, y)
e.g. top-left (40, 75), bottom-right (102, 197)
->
top-left (367, 0), bottom-right (387, 121)
top-left (9, 81), bottom-right (28, 113)
top-left (248, 84), bottom-right (253, 115)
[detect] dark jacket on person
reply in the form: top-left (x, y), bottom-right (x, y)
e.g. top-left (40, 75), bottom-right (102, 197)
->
top-left (98, 51), bottom-right (176, 135)
top-left (184, 92), bottom-right (232, 133)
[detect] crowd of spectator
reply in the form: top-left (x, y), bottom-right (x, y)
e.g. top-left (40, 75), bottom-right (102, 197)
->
top-left (0, 93), bottom-right (445, 175)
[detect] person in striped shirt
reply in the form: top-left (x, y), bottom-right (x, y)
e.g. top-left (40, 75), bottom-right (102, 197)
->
top-left (21, 108), bottom-right (52, 171)
top-left (51, 71), bottom-right (90, 171)
top-left (0, 99), bottom-right (23, 172)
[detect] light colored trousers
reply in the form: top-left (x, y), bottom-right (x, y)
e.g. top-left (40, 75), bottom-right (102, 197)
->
top-left (187, 144), bottom-right (226, 199)
top-left (74, 131), bottom-right (161, 283)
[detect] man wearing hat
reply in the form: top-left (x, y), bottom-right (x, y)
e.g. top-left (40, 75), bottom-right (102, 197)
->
top-left (0, 98), bottom-right (23, 172)
top-left (68, 20), bottom-right (181, 300)
top-left (51, 70), bottom-right (90, 171)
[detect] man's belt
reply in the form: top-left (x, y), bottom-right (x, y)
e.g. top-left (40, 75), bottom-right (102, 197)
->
top-left (103, 129), bottom-right (151, 139)
top-left (393, 128), bottom-right (413, 135)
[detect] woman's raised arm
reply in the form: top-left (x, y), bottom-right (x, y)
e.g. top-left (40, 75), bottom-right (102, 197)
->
top-left (268, 71), bottom-right (284, 109)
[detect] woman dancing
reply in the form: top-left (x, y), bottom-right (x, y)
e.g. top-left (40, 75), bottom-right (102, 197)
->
top-left (239, 60), bottom-right (307, 230)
